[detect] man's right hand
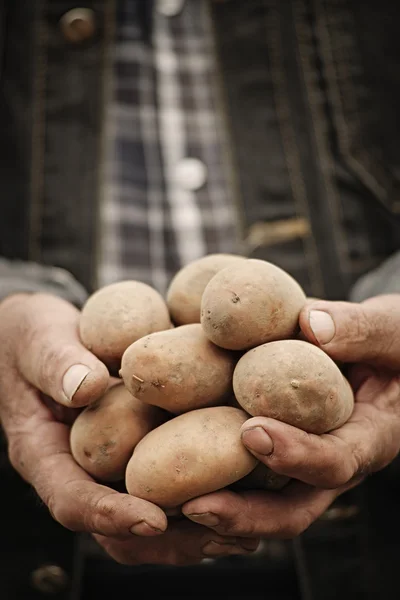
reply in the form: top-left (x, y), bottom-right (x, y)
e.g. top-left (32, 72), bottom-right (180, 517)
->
top-left (0, 293), bottom-right (256, 564)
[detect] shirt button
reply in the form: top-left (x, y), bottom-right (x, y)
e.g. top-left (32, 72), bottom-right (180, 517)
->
top-left (174, 158), bottom-right (208, 191)
top-left (59, 8), bottom-right (96, 44)
top-left (31, 565), bottom-right (69, 594)
top-left (156, 0), bottom-right (186, 17)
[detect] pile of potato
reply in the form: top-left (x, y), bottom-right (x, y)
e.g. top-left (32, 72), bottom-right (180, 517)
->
top-left (71, 255), bottom-right (354, 513)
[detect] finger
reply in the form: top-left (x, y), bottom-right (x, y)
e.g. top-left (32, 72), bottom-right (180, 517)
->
top-left (14, 293), bottom-right (110, 406)
top-left (240, 386), bottom-right (400, 488)
top-left (7, 389), bottom-right (167, 538)
top-left (94, 520), bottom-right (260, 566)
top-left (182, 482), bottom-right (339, 538)
top-left (299, 294), bottom-right (400, 370)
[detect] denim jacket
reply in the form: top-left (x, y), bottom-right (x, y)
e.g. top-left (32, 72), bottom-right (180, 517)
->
top-left (1, 2), bottom-right (400, 599)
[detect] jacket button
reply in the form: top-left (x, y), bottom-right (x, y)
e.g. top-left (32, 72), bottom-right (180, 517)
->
top-left (59, 8), bottom-right (96, 44)
top-left (30, 565), bottom-right (69, 595)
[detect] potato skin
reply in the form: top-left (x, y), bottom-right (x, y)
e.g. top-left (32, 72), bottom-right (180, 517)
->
top-left (125, 406), bottom-right (258, 508)
top-left (79, 280), bottom-right (171, 372)
top-left (120, 323), bottom-right (237, 414)
top-left (233, 339), bottom-right (354, 434)
top-left (70, 383), bottom-right (166, 482)
top-left (232, 462), bottom-right (290, 492)
top-left (166, 253), bottom-right (246, 326)
top-left (200, 259), bottom-right (306, 351)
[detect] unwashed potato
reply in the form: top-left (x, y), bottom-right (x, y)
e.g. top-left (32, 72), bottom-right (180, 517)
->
top-left (79, 280), bottom-right (171, 372)
top-left (200, 259), bottom-right (306, 351)
top-left (233, 339), bottom-right (354, 434)
top-left (166, 253), bottom-right (247, 325)
top-left (125, 406), bottom-right (258, 509)
top-left (232, 462), bottom-right (290, 492)
top-left (70, 383), bottom-right (167, 482)
top-left (120, 323), bottom-right (237, 414)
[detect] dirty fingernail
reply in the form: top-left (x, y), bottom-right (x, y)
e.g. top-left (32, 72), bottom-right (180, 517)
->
top-left (202, 541), bottom-right (251, 557)
top-left (239, 538), bottom-right (261, 552)
top-left (62, 364), bottom-right (91, 401)
top-left (186, 512), bottom-right (220, 527)
top-left (241, 427), bottom-right (273, 455)
top-left (309, 310), bottom-right (335, 345)
top-left (130, 521), bottom-right (164, 536)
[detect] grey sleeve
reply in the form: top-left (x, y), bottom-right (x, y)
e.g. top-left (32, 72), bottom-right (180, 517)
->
top-left (0, 258), bottom-right (89, 307)
top-left (350, 251), bottom-right (400, 302)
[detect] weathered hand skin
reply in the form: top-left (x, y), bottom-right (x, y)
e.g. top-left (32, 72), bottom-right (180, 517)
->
top-left (183, 295), bottom-right (400, 540)
top-left (0, 293), bottom-right (254, 565)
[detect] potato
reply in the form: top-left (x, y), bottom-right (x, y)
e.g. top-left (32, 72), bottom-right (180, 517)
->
top-left (70, 383), bottom-right (166, 482)
top-left (166, 253), bottom-right (246, 325)
top-left (232, 462), bottom-right (290, 492)
top-left (79, 280), bottom-right (171, 372)
top-left (125, 406), bottom-right (258, 509)
top-left (120, 323), bottom-right (237, 414)
top-left (200, 258), bottom-right (306, 351)
top-left (233, 339), bottom-right (354, 434)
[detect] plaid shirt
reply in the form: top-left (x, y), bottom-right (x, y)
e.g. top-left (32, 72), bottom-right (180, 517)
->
top-left (98, 0), bottom-right (241, 295)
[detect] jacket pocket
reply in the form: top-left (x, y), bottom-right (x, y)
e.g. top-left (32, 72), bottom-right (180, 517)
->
top-left (316, 0), bottom-right (400, 218)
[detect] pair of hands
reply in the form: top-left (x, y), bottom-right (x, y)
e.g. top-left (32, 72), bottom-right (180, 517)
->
top-left (0, 292), bottom-right (399, 565)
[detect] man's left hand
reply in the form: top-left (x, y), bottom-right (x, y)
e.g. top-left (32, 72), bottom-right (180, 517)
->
top-left (182, 294), bottom-right (400, 538)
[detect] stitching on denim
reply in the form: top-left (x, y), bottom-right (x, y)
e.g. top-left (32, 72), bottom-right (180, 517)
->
top-left (265, 0), bottom-right (325, 297)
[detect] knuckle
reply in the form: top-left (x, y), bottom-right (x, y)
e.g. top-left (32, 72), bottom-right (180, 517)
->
top-left (214, 523), bottom-right (236, 536)
top-left (46, 492), bottom-right (62, 525)
top-left (266, 518), bottom-right (291, 538)
top-left (34, 343), bottom-right (64, 392)
top-left (346, 305), bottom-right (393, 361)
top-left (353, 307), bottom-right (372, 343)
top-left (48, 492), bottom-right (77, 531)
top-left (84, 493), bottom-right (118, 534)
top-left (282, 509), bottom-right (315, 538)
top-left (320, 462), bottom-right (354, 488)
top-left (272, 452), bottom-right (302, 475)
top-left (216, 520), bottom-right (255, 538)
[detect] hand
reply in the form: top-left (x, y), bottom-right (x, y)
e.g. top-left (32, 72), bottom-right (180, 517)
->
top-left (0, 292), bottom-right (256, 564)
top-left (0, 293), bottom-right (167, 535)
top-left (182, 294), bottom-right (400, 538)
top-left (95, 519), bottom-right (259, 565)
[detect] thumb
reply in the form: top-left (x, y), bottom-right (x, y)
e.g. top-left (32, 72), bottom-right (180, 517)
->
top-left (13, 293), bottom-right (110, 407)
top-left (299, 294), bottom-right (400, 370)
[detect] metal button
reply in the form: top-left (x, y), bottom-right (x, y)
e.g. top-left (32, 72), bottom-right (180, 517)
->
top-left (31, 565), bottom-right (69, 595)
top-left (156, 0), bottom-right (186, 17)
top-left (59, 8), bottom-right (96, 44)
top-left (174, 158), bottom-right (208, 191)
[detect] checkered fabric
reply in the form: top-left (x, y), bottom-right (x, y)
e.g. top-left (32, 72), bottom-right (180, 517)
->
top-left (98, 0), bottom-right (241, 295)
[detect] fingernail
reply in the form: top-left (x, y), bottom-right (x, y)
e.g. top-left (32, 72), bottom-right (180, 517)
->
top-left (202, 541), bottom-right (251, 557)
top-left (62, 364), bottom-right (91, 401)
top-left (309, 310), bottom-right (335, 345)
top-left (186, 512), bottom-right (220, 527)
top-left (241, 427), bottom-right (273, 456)
top-left (240, 539), bottom-right (260, 552)
top-left (130, 521), bottom-right (164, 536)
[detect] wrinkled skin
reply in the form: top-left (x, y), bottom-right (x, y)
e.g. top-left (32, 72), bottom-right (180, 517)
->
top-left (0, 293), bottom-right (259, 564)
top-left (183, 295), bottom-right (400, 539)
